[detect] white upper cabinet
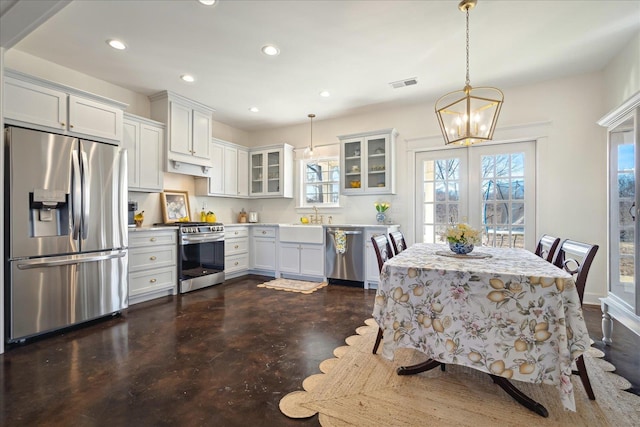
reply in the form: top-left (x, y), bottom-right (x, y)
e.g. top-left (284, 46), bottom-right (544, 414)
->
top-left (123, 113), bottom-right (165, 193)
top-left (4, 70), bottom-right (126, 144)
top-left (339, 128), bottom-right (397, 195)
top-left (194, 138), bottom-right (249, 198)
top-left (149, 91), bottom-right (214, 171)
top-left (249, 144), bottom-right (294, 198)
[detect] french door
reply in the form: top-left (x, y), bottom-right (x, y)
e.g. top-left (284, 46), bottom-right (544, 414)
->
top-left (415, 141), bottom-right (536, 248)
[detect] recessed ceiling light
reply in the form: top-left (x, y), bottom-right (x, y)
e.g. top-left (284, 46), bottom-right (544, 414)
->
top-left (249, 107), bottom-right (259, 113)
top-left (107, 39), bottom-right (126, 50)
top-left (180, 74), bottom-right (195, 83)
top-left (198, 0), bottom-right (217, 5)
top-left (319, 90), bottom-right (330, 97)
top-left (261, 45), bottom-right (280, 56)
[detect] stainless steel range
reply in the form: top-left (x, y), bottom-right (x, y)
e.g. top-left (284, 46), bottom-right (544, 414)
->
top-left (176, 222), bottom-right (225, 293)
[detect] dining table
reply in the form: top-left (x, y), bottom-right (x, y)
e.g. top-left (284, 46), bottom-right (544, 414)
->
top-left (372, 243), bottom-right (591, 416)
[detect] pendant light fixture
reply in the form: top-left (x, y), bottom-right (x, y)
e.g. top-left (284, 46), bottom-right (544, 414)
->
top-left (307, 113), bottom-right (316, 159)
top-left (435, 0), bottom-right (503, 146)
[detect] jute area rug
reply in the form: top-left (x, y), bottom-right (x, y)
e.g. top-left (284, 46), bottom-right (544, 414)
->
top-left (280, 318), bottom-right (640, 426)
top-left (257, 278), bottom-right (328, 294)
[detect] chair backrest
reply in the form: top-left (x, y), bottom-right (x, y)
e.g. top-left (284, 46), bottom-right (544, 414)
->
top-left (371, 235), bottom-right (394, 272)
top-left (389, 231), bottom-right (407, 255)
top-left (553, 239), bottom-right (599, 304)
top-left (535, 234), bottom-right (561, 263)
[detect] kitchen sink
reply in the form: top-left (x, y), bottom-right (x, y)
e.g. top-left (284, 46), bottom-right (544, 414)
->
top-left (279, 224), bottom-right (324, 244)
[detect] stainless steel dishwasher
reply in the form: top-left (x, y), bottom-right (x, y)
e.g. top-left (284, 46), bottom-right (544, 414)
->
top-left (325, 227), bottom-right (364, 283)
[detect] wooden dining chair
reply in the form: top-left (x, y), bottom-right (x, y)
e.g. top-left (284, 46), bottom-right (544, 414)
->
top-left (554, 239), bottom-right (599, 400)
top-left (389, 231), bottom-right (407, 255)
top-left (534, 234), bottom-right (561, 263)
top-left (371, 234), bottom-right (394, 354)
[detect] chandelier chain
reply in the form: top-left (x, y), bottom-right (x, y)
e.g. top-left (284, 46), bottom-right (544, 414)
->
top-left (465, 5), bottom-right (470, 87)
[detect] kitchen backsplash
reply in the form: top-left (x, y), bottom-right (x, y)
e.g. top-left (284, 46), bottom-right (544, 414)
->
top-left (129, 172), bottom-right (401, 226)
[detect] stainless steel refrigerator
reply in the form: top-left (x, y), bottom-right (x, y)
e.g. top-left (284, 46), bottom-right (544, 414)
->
top-left (4, 126), bottom-right (128, 343)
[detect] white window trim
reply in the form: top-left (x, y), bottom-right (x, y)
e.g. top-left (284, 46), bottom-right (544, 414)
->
top-left (297, 156), bottom-right (341, 209)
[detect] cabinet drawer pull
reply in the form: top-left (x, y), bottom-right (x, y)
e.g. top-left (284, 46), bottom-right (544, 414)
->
top-left (234, 245), bottom-right (239, 249)
top-left (234, 231), bottom-right (239, 235)
top-left (150, 237), bottom-right (157, 242)
top-left (149, 278), bottom-right (157, 283)
top-left (150, 256), bottom-right (157, 260)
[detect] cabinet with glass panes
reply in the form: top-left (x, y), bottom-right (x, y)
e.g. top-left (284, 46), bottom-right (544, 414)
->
top-left (249, 144), bottom-right (294, 198)
top-left (599, 94), bottom-right (640, 343)
top-left (339, 129), bottom-right (397, 195)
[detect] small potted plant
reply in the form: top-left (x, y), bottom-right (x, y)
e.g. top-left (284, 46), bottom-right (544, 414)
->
top-left (374, 202), bottom-right (390, 224)
top-left (445, 222), bottom-right (480, 254)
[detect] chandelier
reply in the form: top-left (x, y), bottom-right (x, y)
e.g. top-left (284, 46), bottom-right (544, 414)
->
top-left (435, 0), bottom-right (503, 146)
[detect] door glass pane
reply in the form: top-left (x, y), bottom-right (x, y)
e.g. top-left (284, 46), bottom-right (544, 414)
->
top-left (421, 157), bottom-right (461, 243)
top-left (481, 153), bottom-right (526, 248)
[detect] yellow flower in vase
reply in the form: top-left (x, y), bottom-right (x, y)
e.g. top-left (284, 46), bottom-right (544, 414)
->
top-left (374, 202), bottom-right (390, 224)
top-left (444, 222), bottom-right (480, 255)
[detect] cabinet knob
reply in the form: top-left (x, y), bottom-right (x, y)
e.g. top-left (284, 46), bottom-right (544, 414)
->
top-left (150, 278), bottom-right (157, 283)
top-left (70, 124), bottom-right (74, 128)
top-left (234, 245), bottom-right (239, 249)
top-left (262, 231), bottom-right (266, 235)
top-left (150, 256), bottom-right (157, 260)
top-left (60, 122), bottom-right (65, 127)
top-left (234, 261), bottom-right (239, 266)
top-left (150, 237), bottom-right (157, 242)
top-left (234, 231), bottom-right (239, 235)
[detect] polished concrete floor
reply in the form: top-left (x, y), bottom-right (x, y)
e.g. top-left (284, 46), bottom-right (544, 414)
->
top-left (2, 276), bottom-right (639, 426)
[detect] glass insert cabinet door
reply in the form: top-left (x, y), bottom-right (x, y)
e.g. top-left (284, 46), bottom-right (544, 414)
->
top-left (602, 102), bottom-right (640, 344)
top-left (250, 152), bottom-right (264, 194)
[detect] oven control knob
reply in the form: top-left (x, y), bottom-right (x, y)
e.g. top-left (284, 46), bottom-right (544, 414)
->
top-left (209, 226), bottom-right (214, 232)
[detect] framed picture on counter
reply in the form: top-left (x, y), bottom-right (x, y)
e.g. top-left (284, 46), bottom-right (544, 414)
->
top-left (160, 190), bottom-right (191, 223)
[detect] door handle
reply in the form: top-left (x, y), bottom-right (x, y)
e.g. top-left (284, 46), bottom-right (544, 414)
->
top-left (80, 149), bottom-right (90, 239)
top-left (71, 149), bottom-right (81, 240)
top-left (630, 202), bottom-right (636, 221)
top-left (17, 251), bottom-right (126, 269)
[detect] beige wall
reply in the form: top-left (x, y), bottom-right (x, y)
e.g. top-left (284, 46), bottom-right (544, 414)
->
top-left (603, 32), bottom-right (640, 114)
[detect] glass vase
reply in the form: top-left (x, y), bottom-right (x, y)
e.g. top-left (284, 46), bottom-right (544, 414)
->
top-left (376, 212), bottom-right (386, 224)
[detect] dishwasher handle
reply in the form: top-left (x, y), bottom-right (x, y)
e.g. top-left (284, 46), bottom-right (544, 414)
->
top-left (327, 229), bottom-right (363, 235)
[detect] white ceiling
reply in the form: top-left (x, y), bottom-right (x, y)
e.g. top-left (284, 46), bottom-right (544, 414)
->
top-left (7, 0), bottom-right (640, 132)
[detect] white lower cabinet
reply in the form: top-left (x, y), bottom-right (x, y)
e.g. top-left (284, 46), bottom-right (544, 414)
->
top-left (128, 229), bottom-right (177, 304)
top-left (279, 243), bottom-right (324, 278)
top-left (365, 226), bottom-right (400, 289)
top-left (225, 225), bottom-right (249, 278)
top-left (251, 226), bottom-right (277, 273)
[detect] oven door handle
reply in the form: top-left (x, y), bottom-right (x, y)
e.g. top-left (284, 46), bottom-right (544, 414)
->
top-left (181, 235), bottom-right (225, 244)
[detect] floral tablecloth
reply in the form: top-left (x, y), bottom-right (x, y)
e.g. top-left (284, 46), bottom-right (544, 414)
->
top-left (372, 243), bottom-right (591, 411)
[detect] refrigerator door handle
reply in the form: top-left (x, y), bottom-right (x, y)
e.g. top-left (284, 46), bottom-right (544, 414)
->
top-left (80, 149), bottom-right (90, 239)
top-left (71, 149), bottom-right (82, 239)
top-left (118, 148), bottom-right (128, 246)
top-left (17, 251), bottom-right (126, 270)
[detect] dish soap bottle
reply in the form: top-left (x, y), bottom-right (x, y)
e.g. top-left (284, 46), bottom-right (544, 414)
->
top-left (200, 203), bottom-right (207, 222)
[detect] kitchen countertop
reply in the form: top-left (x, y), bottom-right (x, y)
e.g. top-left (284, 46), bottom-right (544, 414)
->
top-left (128, 225), bottom-right (179, 232)
top-left (224, 223), bottom-right (400, 228)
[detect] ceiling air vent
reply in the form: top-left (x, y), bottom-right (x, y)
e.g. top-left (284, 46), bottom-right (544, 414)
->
top-left (389, 77), bottom-right (418, 89)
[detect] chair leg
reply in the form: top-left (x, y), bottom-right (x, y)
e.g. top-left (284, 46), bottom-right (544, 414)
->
top-left (372, 328), bottom-right (383, 354)
top-left (576, 355), bottom-right (596, 400)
